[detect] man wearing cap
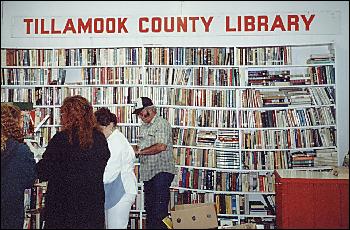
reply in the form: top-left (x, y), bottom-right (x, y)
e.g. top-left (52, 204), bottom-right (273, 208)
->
top-left (132, 97), bottom-right (176, 229)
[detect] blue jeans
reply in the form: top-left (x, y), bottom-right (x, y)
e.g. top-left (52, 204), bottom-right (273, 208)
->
top-left (144, 172), bottom-right (174, 229)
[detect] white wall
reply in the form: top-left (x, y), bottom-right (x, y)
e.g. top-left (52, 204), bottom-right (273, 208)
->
top-left (1, 1), bottom-right (349, 164)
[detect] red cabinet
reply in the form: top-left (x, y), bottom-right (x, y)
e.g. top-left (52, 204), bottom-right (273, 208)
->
top-left (275, 169), bottom-right (349, 229)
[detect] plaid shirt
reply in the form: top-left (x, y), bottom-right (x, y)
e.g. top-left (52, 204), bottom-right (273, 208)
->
top-left (138, 114), bottom-right (176, 181)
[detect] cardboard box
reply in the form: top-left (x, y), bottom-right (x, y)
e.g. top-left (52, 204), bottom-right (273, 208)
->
top-left (170, 203), bottom-right (218, 229)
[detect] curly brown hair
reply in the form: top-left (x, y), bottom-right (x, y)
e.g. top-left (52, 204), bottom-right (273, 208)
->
top-left (1, 103), bottom-right (24, 151)
top-left (60, 95), bottom-right (96, 150)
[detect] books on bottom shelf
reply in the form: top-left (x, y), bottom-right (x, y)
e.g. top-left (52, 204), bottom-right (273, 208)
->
top-left (128, 214), bottom-right (145, 229)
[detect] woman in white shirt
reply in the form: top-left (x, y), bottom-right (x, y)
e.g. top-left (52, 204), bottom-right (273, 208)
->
top-left (95, 108), bottom-right (138, 229)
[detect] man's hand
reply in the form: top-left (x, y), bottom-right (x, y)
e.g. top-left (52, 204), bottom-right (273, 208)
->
top-left (132, 145), bottom-right (140, 155)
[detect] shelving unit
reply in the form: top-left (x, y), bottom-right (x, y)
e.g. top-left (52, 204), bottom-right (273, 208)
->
top-left (1, 43), bottom-right (337, 228)
top-left (128, 182), bottom-right (145, 229)
top-left (23, 181), bottom-right (47, 229)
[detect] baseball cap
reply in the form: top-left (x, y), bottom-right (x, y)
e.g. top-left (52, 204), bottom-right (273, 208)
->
top-left (132, 97), bottom-right (154, 114)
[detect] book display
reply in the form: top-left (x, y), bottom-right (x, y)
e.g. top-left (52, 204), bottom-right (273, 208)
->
top-left (1, 43), bottom-right (337, 228)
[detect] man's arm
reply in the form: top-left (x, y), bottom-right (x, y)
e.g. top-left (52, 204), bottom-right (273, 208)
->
top-left (136, 143), bottom-right (167, 156)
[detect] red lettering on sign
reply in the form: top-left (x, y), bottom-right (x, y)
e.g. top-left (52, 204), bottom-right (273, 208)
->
top-left (257, 16), bottom-right (268, 31)
top-left (77, 18), bottom-right (92, 33)
top-left (270, 15), bottom-right (286, 31)
top-left (40, 19), bottom-right (49, 34)
top-left (63, 19), bottom-right (77, 34)
top-left (23, 18), bottom-right (33, 34)
top-left (51, 19), bottom-right (61, 34)
top-left (245, 16), bottom-right (255, 31)
top-left (164, 17), bottom-right (174, 32)
top-left (177, 17), bottom-right (188, 32)
top-left (118, 18), bottom-right (128, 33)
top-left (94, 18), bottom-right (104, 33)
top-left (301, 14), bottom-right (315, 31)
top-left (139, 17), bottom-right (149, 33)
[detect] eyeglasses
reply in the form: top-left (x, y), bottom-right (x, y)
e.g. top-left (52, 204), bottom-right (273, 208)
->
top-left (137, 109), bottom-right (149, 118)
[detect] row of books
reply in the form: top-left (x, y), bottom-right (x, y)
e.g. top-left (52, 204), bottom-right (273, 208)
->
top-left (2, 87), bottom-right (334, 110)
top-left (2, 65), bottom-right (334, 87)
top-left (8, 104), bottom-right (338, 152)
top-left (173, 126), bottom-right (336, 149)
top-left (161, 108), bottom-right (237, 128)
top-left (170, 190), bottom-right (242, 214)
top-left (145, 67), bottom-right (240, 86)
top-left (2, 48), bottom-right (143, 66)
top-left (176, 167), bottom-right (275, 192)
top-left (245, 66), bottom-right (335, 86)
top-left (46, 86), bottom-right (237, 107)
top-left (242, 151), bottom-right (289, 170)
top-left (240, 87), bottom-right (335, 108)
top-left (2, 47), bottom-right (335, 68)
top-left (239, 107), bottom-right (335, 128)
top-left (306, 53), bottom-right (335, 64)
top-left (173, 148), bottom-right (216, 168)
top-left (144, 47), bottom-right (235, 65)
top-left (173, 147), bottom-right (336, 171)
top-left (236, 46), bottom-right (292, 66)
top-left (242, 128), bottom-right (336, 149)
top-left (2, 95), bottom-right (336, 130)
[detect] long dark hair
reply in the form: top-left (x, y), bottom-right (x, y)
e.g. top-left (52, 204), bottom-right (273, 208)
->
top-left (60, 95), bottom-right (96, 150)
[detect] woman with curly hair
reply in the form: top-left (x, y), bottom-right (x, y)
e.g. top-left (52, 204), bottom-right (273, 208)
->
top-left (1, 103), bottom-right (36, 229)
top-left (36, 95), bottom-right (110, 229)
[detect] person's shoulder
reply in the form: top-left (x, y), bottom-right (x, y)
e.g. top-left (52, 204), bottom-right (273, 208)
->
top-left (48, 130), bottom-right (68, 144)
top-left (156, 115), bottom-right (171, 126)
top-left (93, 128), bottom-right (108, 143)
top-left (51, 130), bottom-right (67, 139)
top-left (107, 129), bottom-right (123, 142)
top-left (16, 142), bottom-right (35, 160)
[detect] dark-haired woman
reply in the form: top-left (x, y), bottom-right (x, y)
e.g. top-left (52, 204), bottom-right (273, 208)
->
top-left (95, 107), bottom-right (137, 229)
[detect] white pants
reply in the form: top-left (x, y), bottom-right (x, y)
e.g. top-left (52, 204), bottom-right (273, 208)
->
top-left (105, 193), bottom-right (136, 229)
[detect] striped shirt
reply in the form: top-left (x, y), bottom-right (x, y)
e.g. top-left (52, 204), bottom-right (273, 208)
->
top-left (138, 114), bottom-right (176, 181)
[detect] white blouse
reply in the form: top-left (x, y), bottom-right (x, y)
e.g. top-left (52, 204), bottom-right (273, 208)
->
top-left (103, 129), bottom-right (138, 195)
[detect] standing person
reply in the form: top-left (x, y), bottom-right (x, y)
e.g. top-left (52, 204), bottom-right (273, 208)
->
top-left (1, 103), bottom-right (36, 229)
top-left (36, 95), bottom-right (110, 229)
top-left (95, 107), bottom-right (138, 229)
top-left (132, 97), bottom-right (176, 229)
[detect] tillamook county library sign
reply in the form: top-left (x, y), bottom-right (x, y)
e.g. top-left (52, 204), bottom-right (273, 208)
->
top-left (12, 11), bottom-right (340, 37)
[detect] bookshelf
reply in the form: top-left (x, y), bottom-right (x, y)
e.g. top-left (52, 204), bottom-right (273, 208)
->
top-left (1, 43), bottom-right (337, 228)
top-left (23, 180), bottom-right (47, 229)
